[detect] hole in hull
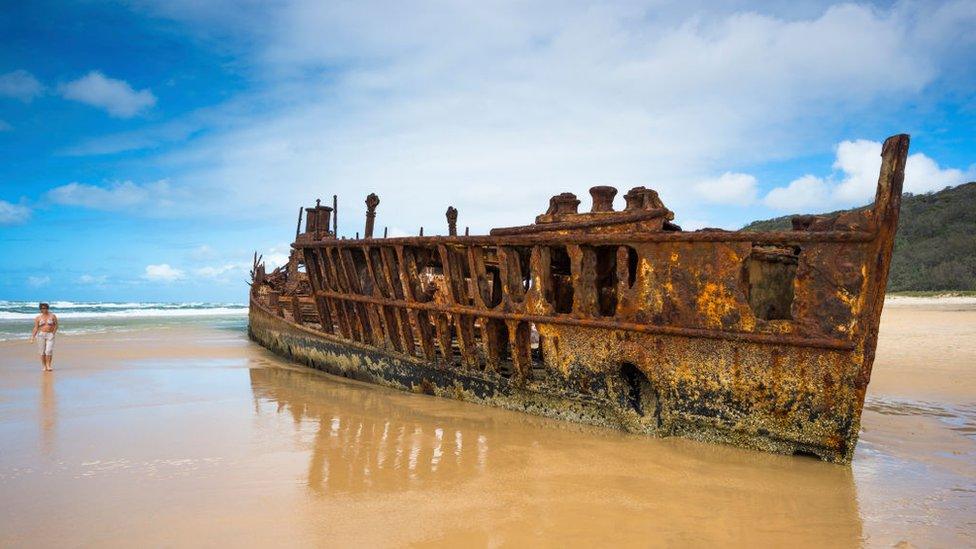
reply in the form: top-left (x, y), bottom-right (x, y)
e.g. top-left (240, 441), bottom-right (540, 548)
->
top-left (745, 245), bottom-right (799, 321)
top-left (594, 246), bottom-right (618, 317)
top-left (618, 363), bottom-right (657, 419)
top-left (549, 246), bottom-right (574, 314)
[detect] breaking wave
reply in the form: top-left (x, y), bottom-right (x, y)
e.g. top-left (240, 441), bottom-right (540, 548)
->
top-left (0, 301), bottom-right (247, 341)
top-left (0, 301), bottom-right (246, 320)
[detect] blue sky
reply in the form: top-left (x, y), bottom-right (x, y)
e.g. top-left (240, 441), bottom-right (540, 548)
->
top-left (1, 0), bottom-right (974, 303)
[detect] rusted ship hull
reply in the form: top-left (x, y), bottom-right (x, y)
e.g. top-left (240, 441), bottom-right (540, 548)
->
top-left (250, 293), bottom-right (863, 460)
top-left (249, 297), bottom-right (638, 433)
top-left (248, 134), bottom-right (910, 463)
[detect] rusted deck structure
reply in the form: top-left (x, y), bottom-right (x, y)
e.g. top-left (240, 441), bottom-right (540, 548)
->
top-left (249, 134), bottom-right (909, 463)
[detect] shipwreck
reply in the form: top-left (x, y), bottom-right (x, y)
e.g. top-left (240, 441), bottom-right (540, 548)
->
top-left (248, 133), bottom-right (910, 463)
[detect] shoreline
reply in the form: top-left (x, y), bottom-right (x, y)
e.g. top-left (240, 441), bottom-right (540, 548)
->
top-left (883, 294), bottom-right (976, 307)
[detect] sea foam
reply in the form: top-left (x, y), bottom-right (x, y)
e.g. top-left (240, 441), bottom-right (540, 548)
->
top-left (0, 301), bottom-right (246, 320)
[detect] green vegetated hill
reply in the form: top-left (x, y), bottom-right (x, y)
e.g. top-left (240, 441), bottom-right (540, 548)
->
top-left (742, 182), bottom-right (976, 292)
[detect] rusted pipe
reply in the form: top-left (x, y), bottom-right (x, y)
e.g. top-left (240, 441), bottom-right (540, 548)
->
top-left (364, 193), bottom-right (379, 238)
top-left (295, 206), bottom-right (304, 240)
top-left (446, 206), bottom-right (458, 236)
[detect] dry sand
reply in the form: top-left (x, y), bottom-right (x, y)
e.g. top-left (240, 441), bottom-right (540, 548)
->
top-left (0, 300), bottom-right (973, 547)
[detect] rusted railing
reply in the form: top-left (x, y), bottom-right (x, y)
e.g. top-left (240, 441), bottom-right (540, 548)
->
top-left (270, 232), bottom-right (876, 383)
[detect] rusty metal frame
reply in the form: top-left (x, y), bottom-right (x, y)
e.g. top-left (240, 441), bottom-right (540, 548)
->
top-left (312, 288), bottom-right (853, 350)
top-left (296, 230), bottom-right (875, 249)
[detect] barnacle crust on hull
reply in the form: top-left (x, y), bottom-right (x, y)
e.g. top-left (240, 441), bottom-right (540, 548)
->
top-left (248, 133), bottom-right (909, 464)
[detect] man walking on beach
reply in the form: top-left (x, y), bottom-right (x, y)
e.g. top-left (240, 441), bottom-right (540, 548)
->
top-left (29, 303), bottom-right (58, 372)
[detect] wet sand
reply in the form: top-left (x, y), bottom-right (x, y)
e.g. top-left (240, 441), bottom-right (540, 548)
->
top-left (1, 302), bottom-right (973, 547)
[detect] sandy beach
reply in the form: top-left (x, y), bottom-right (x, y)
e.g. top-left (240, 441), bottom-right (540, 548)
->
top-left (1, 299), bottom-right (973, 547)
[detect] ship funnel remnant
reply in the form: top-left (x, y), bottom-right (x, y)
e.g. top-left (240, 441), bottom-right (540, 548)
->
top-left (301, 199), bottom-right (334, 240)
top-left (589, 185), bottom-right (617, 212)
top-left (248, 134), bottom-right (911, 464)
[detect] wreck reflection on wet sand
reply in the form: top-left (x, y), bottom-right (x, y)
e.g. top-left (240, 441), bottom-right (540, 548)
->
top-left (248, 365), bottom-right (865, 546)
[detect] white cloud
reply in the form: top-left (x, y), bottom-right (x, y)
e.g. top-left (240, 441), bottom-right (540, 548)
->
top-left (46, 179), bottom-right (174, 210)
top-left (0, 70), bottom-right (44, 102)
top-left (679, 219), bottom-right (712, 231)
top-left (70, 0), bottom-right (974, 233)
top-left (263, 245), bottom-right (292, 270)
top-left (189, 245), bottom-right (216, 261)
top-left (385, 227), bottom-right (411, 238)
top-left (693, 172), bottom-right (758, 206)
top-left (77, 274), bottom-right (108, 285)
top-left (143, 264), bottom-right (185, 282)
top-left (832, 139), bottom-right (887, 203)
top-left (167, 2), bottom-right (932, 228)
top-left (904, 152), bottom-right (973, 194)
top-left (0, 200), bottom-right (31, 224)
top-left (763, 175), bottom-right (831, 211)
top-left (194, 263), bottom-right (245, 278)
top-left (27, 276), bottom-right (50, 288)
top-left (764, 139), bottom-right (974, 211)
top-left (61, 118), bottom-right (201, 156)
top-left (60, 71), bottom-right (156, 118)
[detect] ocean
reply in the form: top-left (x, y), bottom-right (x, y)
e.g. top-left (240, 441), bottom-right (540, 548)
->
top-left (0, 301), bottom-right (248, 341)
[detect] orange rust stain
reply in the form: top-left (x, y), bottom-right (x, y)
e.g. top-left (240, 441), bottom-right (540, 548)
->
top-left (697, 282), bottom-right (739, 330)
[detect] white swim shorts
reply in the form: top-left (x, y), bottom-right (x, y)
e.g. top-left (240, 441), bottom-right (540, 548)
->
top-left (36, 332), bottom-right (55, 356)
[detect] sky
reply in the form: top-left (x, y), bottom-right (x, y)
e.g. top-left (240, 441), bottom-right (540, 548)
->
top-left (1, 0), bottom-right (974, 303)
